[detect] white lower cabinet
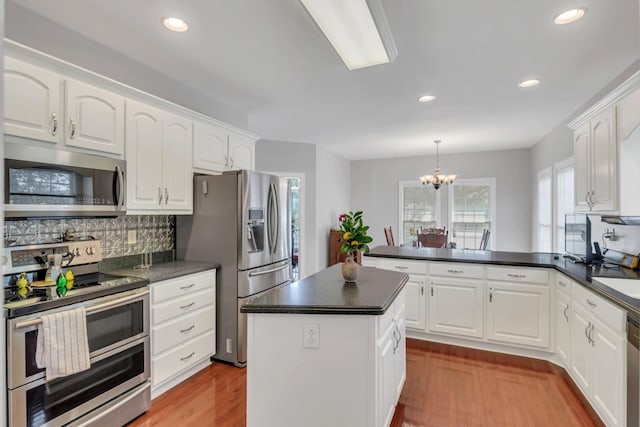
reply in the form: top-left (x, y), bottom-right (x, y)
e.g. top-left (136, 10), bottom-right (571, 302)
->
top-left (150, 270), bottom-right (216, 398)
top-left (569, 286), bottom-right (627, 427)
top-left (428, 276), bottom-right (484, 338)
top-left (377, 259), bottom-right (427, 332)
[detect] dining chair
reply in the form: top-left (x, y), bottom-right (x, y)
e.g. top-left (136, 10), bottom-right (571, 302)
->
top-left (479, 229), bottom-right (490, 250)
top-left (418, 232), bottom-right (448, 248)
top-left (384, 226), bottom-right (395, 246)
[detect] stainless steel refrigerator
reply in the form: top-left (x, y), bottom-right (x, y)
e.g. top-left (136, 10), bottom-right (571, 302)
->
top-left (176, 170), bottom-right (291, 367)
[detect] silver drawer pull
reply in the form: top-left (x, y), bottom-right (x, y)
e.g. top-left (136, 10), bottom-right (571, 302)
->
top-left (180, 284), bottom-right (195, 290)
top-left (180, 352), bottom-right (195, 361)
top-left (558, 281), bottom-right (567, 287)
top-left (586, 299), bottom-right (597, 308)
top-left (180, 325), bottom-right (195, 333)
top-left (507, 273), bottom-right (526, 278)
top-left (394, 266), bottom-right (409, 270)
top-left (447, 269), bottom-right (463, 274)
top-left (180, 302), bottom-right (195, 309)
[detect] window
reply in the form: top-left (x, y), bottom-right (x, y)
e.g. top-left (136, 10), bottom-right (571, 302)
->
top-left (448, 178), bottom-right (495, 250)
top-left (554, 159), bottom-right (574, 253)
top-left (399, 181), bottom-right (439, 245)
top-left (537, 168), bottom-right (552, 252)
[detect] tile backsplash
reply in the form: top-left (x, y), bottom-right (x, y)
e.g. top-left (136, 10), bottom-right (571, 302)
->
top-left (4, 215), bottom-right (175, 259)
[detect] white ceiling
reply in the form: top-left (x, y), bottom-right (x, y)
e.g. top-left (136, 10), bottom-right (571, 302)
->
top-left (6, 0), bottom-right (640, 160)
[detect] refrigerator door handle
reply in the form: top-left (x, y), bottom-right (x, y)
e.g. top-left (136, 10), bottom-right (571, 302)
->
top-left (267, 182), bottom-right (279, 255)
top-left (248, 262), bottom-right (289, 277)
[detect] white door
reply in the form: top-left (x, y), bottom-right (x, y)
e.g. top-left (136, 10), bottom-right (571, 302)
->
top-left (573, 122), bottom-right (591, 211)
top-left (228, 132), bottom-right (255, 171)
top-left (590, 108), bottom-right (617, 212)
top-left (4, 57), bottom-right (62, 144)
top-left (555, 291), bottom-right (571, 366)
top-left (193, 120), bottom-right (229, 172)
top-left (125, 100), bottom-right (163, 211)
top-left (65, 79), bottom-right (124, 155)
top-left (428, 277), bottom-right (484, 338)
top-left (591, 319), bottom-right (626, 427)
top-left (569, 303), bottom-right (592, 396)
top-left (162, 112), bottom-right (193, 213)
top-left (486, 282), bottom-right (550, 348)
top-left (404, 275), bottom-right (426, 331)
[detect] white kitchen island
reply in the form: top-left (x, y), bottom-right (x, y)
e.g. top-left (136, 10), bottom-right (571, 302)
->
top-left (241, 264), bottom-right (408, 427)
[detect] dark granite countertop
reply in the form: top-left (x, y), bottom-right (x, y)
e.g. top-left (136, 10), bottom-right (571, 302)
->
top-left (106, 260), bottom-right (219, 283)
top-left (240, 264), bottom-right (408, 315)
top-left (366, 246), bottom-right (640, 314)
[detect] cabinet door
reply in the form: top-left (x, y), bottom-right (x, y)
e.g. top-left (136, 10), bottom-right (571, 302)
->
top-left (555, 291), bottom-right (571, 366)
top-left (590, 108), bottom-right (617, 212)
top-left (394, 305), bottom-right (407, 403)
top-left (4, 57), bottom-right (62, 143)
top-left (486, 282), bottom-right (550, 349)
top-left (569, 303), bottom-right (592, 396)
top-left (125, 100), bottom-right (163, 211)
top-left (65, 79), bottom-right (125, 155)
top-left (162, 112), bottom-right (193, 213)
top-left (228, 132), bottom-right (255, 171)
top-left (428, 277), bottom-right (484, 338)
top-left (591, 320), bottom-right (626, 427)
top-left (193, 120), bottom-right (228, 172)
top-left (404, 275), bottom-right (426, 331)
top-left (573, 122), bottom-right (591, 211)
top-left (378, 323), bottom-right (396, 427)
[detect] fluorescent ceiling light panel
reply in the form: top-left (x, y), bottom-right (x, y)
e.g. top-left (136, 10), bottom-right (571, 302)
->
top-left (300, 0), bottom-right (397, 70)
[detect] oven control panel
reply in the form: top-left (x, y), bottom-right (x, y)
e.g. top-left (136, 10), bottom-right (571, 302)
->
top-left (4, 241), bottom-right (103, 275)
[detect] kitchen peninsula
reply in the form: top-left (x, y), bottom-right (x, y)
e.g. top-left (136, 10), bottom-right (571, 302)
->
top-left (241, 264), bottom-right (408, 427)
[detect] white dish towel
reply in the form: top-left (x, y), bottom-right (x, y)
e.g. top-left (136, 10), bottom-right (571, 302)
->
top-left (35, 307), bottom-right (91, 381)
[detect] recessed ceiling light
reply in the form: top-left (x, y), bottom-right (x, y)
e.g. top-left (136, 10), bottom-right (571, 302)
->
top-left (418, 95), bottom-right (436, 103)
top-left (518, 79), bottom-right (540, 88)
top-left (554, 8), bottom-right (586, 25)
top-left (163, 17), bottom-right (189, 32)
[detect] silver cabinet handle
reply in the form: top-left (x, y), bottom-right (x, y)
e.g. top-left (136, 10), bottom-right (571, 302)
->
top-left (558, 280), bottom-right (568, 288)
top-left (164, 187), bottom-right (169, 204)
top-left (180, 324), bottom-right (196, 333)
top-left (489, 288), bottom-right (493, 303)
top-left (588, 323), bottom-right (595, 347)
top-left (507, 273), bottom-right (526, 278)
top-left (421, 285), bottom-right (424, 296)
top-left (584, 192), bottom-right (590, 207)
top-left (586, 299), bottom-right (597, 308)
top-left (430, 286), bottom-right (434, 297)
top-left (224, 154), bottom-right (229, 168)
top-left (158, 188), bottom-right (163, 205)
top-left (447, 269), bottom-right (463, 274)
top-left (180, 352), bottom-right (195, 362)
top-left (230, 156), bottom-right (234, 169)
top-left (563, 304), bottom-right (569, 322)
top-left (394, 266), bottom-right (409, 270)
top-left (51, 113), bottom-right (58, 136)
top-left (180, 284), bottom-right (195, 290)
top-left (69, 117), bottom-right (76, 139)
top-left (585, 322), bottom-right (591, 343)
top-left (180, 302), bottom-right (195, 309)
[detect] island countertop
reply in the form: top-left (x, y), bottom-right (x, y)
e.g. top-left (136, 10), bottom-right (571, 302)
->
top-left (240, 263), bottom-right (408, 315)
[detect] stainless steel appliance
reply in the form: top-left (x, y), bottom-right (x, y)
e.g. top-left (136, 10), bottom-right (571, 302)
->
top-left (177, 170), bottom-right (291, 367)
top-left (4, 240), bottom-right (150, 426)
top-left (4, 142), bottom-right (126, 217)
top-left (628, 311), bottom-right (639, 427)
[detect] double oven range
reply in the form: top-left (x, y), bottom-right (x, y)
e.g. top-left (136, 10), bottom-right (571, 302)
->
top-left (4, 240), bottom-right (150, 427)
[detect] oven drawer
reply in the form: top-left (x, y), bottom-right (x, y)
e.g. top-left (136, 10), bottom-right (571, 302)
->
top-left (152, 288), bottom-right (215, 325)
top-left (152, 307), bottom-right (215, 354)
top-left (152, 270), bottom-right (215, 304)
top-left (152, 330), bottom-right (215, 387)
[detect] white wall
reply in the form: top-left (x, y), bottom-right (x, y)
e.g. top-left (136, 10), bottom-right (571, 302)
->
top-left (315, 147), bottom-right (351, 269)
top-left (351, 148), bottom-right (532, 252)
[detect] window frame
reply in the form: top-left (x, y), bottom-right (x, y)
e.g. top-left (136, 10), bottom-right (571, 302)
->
top-left (553, 157), bottom-right (574, 253)
top-left (398, 180), bottom-right (441, 246)
top-left (446, 177), bottom-right (496, 250)
top-left (536, 167), bottom-right (553, 253)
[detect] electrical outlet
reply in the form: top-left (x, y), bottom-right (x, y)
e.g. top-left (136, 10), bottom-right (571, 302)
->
top-left (226, 338), bottom-right (232, 353)
top-left (303, 323), bottom-right (320, 348)
top-left (127, 230), bottom-right (137, 245)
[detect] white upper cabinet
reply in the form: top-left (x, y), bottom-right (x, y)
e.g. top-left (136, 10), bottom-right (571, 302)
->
top-left (573, 107), bottom-right (617, 212)
top-left (65, 79), bottom-right (125, 155)
top-left (4, 57), bottom-right (62, 144)
top-left (126, 99), bottom-right (193, 214)
top-left (193, 120), bottom-right (256, 174)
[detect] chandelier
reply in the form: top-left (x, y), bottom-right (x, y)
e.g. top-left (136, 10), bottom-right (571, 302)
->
top-left (419, 140), bottom-right (457, 190)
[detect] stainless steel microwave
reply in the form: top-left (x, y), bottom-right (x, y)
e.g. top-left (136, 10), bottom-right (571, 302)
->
top-left (4, 143), bottom-right (126, 217)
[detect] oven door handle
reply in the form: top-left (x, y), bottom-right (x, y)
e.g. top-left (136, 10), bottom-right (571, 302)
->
top-left (75, 381), bottom-right (151, 427)
top-left (14, 289), bottom-right (149, 330)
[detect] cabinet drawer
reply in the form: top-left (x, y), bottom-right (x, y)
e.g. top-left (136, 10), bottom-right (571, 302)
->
top-left (152, 307), bottom-right (215, 355)
top-left (573, 284), bottom-right (626, 333)
top-left (361, 257), bottom-right (378, 268)
top-left (377, 288), bottom-right (406, 337)
top-left (429, 263), bottom-right (483, 279)
top-left (152, 330), bottom-right (215, 387)
top-left (555, 274), bottom-right (573, 295)
top-left (379, 259), bottom-right (427, 275)
top-left (153, 288), bottom-right (215, 325)
top-left (486, 267), bottom-right (549, 284)
top-left (152, 270), bottom-right (215, 304)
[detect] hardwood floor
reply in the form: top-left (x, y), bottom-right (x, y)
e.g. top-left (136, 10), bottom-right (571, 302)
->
top-left (129, 339), bottom-right (602, 426)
